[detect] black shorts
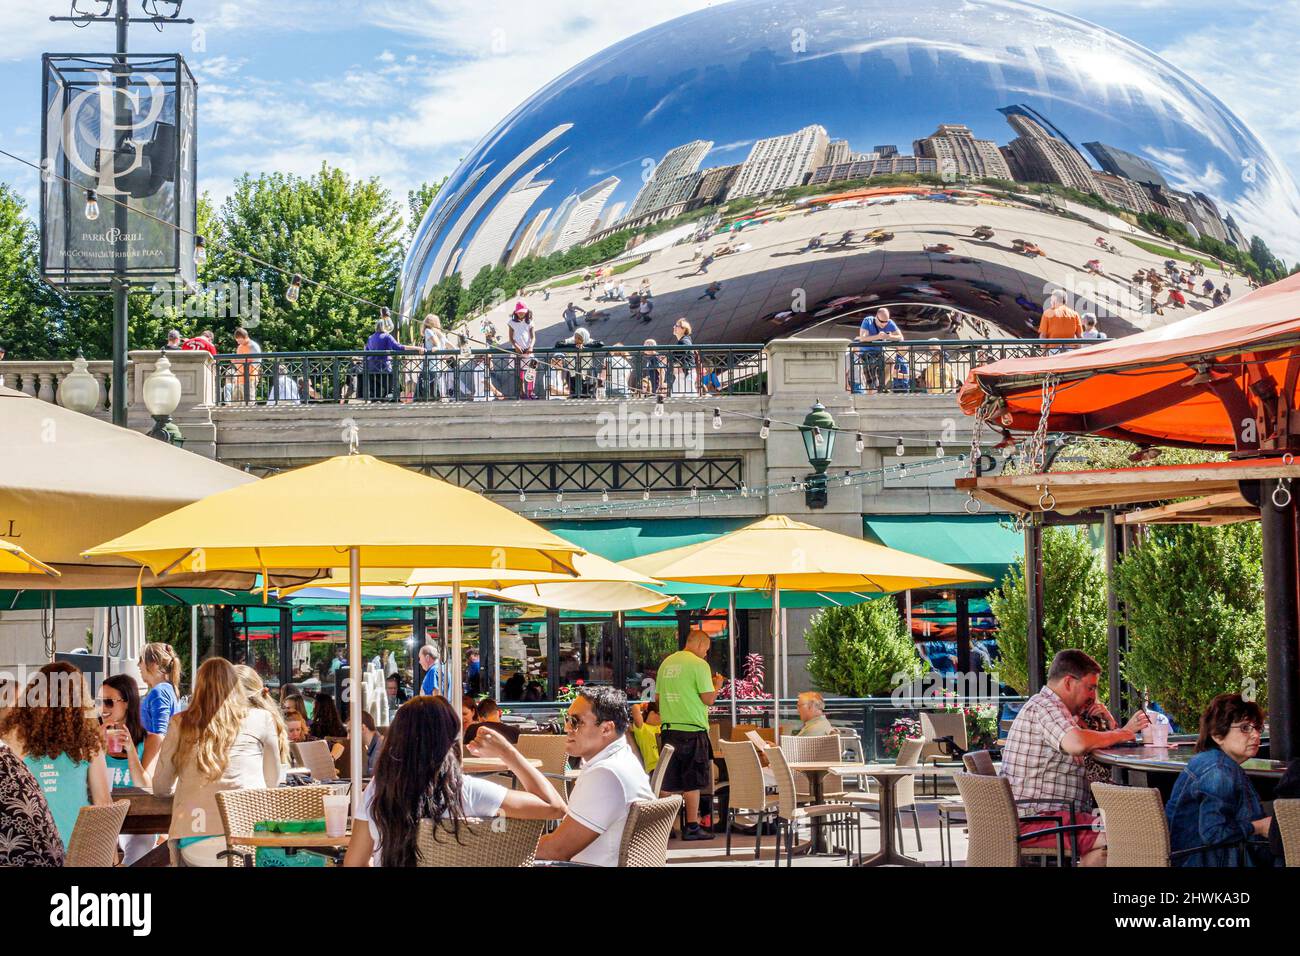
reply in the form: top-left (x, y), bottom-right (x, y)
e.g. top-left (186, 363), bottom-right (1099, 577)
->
top-left (660, 728), bottom-right (712, 792)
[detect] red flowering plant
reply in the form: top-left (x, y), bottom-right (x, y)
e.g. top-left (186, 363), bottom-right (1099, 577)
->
top-left (555, 678), bottom-right (585, 704)
top-left (712, 653), bottom-right (773, 716)
top-left (937, 689), bottom-right (999, 750)
top-left (882, 716), bottom-right (922, 758)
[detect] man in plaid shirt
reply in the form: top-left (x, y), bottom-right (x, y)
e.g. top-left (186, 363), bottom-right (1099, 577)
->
top-left (1001, 649), bottom-right (1149, 865)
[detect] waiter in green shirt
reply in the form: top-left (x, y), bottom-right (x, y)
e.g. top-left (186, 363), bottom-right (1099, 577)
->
top-left (655, 629), bottom-right (725, 841)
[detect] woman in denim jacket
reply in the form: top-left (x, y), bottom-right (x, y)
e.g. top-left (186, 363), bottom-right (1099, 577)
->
top-left (1165, 693), bottom-right (1273, 867)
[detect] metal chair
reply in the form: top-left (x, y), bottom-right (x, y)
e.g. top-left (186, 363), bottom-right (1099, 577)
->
top-left (215, 785), bottom-right (332, 867)
top-left (617, 796), bottom-right (684, 867)
top-left (718, 739), bottom-right (778, 859)
top-left (65, 801), bottom-right (131, 867)
top-left (416, 817), bottom-right (545, 867)
top-left (292, 740), bottom-right (340, 783)
top-left (649, 743), bottom-right (676, 798)
top-left (954, 772), bottom-right (1092, 867)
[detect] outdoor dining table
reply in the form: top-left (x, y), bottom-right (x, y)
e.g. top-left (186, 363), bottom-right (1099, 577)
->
top-left (789, 762), bottom-right (926, 866)
top-left (463, 756), bottom-right (544, 775)
top-left (1094, 744), bottom-right (1286, 799)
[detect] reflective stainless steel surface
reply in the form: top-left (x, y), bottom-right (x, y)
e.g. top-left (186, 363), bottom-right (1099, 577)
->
top-left (400, 0), bottom-right (1300, 349)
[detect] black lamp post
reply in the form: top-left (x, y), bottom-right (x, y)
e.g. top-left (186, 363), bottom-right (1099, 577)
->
top-left (799, 400), bottom-right (836, 509)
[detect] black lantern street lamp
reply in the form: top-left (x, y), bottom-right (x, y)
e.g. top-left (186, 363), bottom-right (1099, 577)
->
top-left (799, 400), bottom-right (836, 509)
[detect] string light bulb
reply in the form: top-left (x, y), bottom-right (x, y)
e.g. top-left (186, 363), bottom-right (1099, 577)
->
top-left (654, 395), bottom-right (665, 418)
top-left (193, 235), bottom-right (207, 267)
top-left (642, 490), bottom-right (650, 501)
top-left (760, 418), bottom-right (771, 440)
top-left (896, 437), bottom-right (905, 456)
top-left (741, 483), bottom-right (749, 497)
top-left (286, 273), bottom-right (302, 305)
top-left (690, 486), bottom-right (698, 498)
top-left (712, 408), bottom-right (722, 430)
top-left (936, 441), bottom-right (945, 458)
top-left (555, 492), bottom-right (563, 504)
top-left (601, 489), bottom-right (610, 503)
top-left (84, 189), bottom-right (100, 221)
top-left (855, 433), bottom-right (864, 454)
top-left (518, 491), bottom-right (526, 503)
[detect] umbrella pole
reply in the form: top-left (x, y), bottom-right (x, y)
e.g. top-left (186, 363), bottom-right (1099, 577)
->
top-left (727, 593), bottom-right (737, 729)
top-left (190, 605), bottom-right (198, 693)
top-left (348, 548), bottom-right (363, 815)
top-left (771, 581), bottom-right (781, 740)
top-left (451, 583), bottom-right (463, 741)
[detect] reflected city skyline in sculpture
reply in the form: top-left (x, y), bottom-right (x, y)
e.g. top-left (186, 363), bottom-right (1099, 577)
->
top-left (400, 0), bottom-right (1300, 349)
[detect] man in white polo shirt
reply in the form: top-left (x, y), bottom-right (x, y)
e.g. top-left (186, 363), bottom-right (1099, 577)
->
top-left (536, 685), bottom-right (652, 866)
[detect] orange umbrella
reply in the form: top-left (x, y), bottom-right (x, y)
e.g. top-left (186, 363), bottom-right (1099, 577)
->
top-left (959, 272), bottom-right (1300, 450)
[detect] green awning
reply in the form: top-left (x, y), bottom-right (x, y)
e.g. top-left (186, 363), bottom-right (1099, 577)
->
top-left (862, 515), bottom-right (1019, 587)
top-left (1, 587), bottom-right (285, 611)
top-left (543, 518), bottom-right (878, 612)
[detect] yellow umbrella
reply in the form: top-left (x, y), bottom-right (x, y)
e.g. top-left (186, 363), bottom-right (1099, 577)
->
top-left (0, 385), bottom-right (259, 590)
top-left (0, 540), bottom-right (60, 577)
top-left (85, 453), bottom-right (585, 806)
top-left (621, 515), bottom-right (988, 736)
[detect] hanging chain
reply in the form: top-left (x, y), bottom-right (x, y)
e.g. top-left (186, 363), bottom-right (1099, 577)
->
top-left (1025, 374), bottom-right (1059, 474)
top-left (107, 607), bottom-right (122, 656)
top-left (41, 592), bottom-right (57, 662)
top-left (967, 405), bottom-right (990, 478)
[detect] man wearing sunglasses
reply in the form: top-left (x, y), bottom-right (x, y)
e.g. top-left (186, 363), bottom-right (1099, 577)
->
top-left (535, 686), bottom-right (652, 866)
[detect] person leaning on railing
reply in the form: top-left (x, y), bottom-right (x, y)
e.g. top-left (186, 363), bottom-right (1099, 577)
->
top-left (365, 318), bottom-right (423, 402)
top-left (854, 308), bottom-right (903, 394)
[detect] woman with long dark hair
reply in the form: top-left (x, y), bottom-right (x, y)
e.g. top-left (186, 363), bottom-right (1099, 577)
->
top-left (345, 695), bottom-right (565, 867)
top-left (100, 674), bottom-right (151, 789)
top-left (309, 693), bottom-right (347, 739)
top-left (100, 674), bottom-right (159, 865)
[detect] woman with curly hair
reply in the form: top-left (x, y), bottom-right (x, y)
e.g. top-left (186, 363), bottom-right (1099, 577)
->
top-left (153, 658), bottom-right (282, 866)
top-left (0, 662), bottom-right (111, 845)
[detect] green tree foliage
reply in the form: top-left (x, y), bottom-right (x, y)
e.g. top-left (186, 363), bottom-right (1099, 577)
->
top-left (1116, 524), bottom-right (1266, 730)
top-left (205, 164), bottom-right (403, 352)
top-left (0, 182), bottom-right (70, 358)
top-left (804, 599), bottom-right (924, 697)
top-left (406, 179), bottom-right (444, 242)
top-left (988, 527), bottom-right (1109, 697)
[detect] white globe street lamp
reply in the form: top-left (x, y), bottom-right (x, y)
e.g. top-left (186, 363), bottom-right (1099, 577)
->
top-left (143, 354), bottom-right (184, 444)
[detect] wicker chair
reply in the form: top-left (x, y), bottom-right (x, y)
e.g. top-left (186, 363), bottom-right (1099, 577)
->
top-left (718, 739), bottom-right (778, 859)
top-left (962, 750), bottom-right (998, 776)
top-left (649, 743), bottom-right (676, 798)
top-left (416, 817), bottom-right (545, 867)
top-left (939, 749), bottom-right (998, 865)
top-left (517, 733), bottom-right (571, 796)
top-left (1091, 782), bottom-right (1257, 867)
top-left (65, 800), bottom-right (131, 867)
top-left (920, 711), bottom-right (968, 764)
top-left (954, 772), bottom-right (1092, 867)
top-left (780, 733), bottom-right (846, 801)
top-left (1276, 799), bottom-right (1300, 866)
top-left (617, 796), bottom-right (684, 867)
top-left (838, 737), bottom-right (923, 853)
top-left (292, 740), bottom-right (340, 783)
top-left (215, 785), bottom-right (332, 867)
top-left (767, 746), bottom-right (862, 866)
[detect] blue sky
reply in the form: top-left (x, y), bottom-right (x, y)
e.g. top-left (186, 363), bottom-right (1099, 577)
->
top-left (0, 0), bottom-right (1296, 239)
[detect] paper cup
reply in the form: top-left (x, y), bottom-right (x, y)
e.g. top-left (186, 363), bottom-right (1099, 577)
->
top-left (323, 794), bottom-right (349, 837)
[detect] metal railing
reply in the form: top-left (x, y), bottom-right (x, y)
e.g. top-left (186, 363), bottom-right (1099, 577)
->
top-left (845, 338), bottom-right (1097, 394)
top-left (495, 695), bottom-right (1027, 763)
top-left (213, 344), bottom-right (767, 406)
